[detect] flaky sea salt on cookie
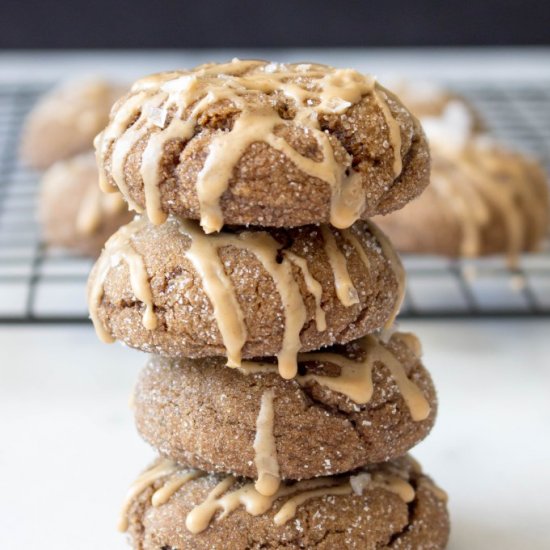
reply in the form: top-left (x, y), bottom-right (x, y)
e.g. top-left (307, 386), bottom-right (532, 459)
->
top-left (95, 59), bottom-right (430, 232)
top-left (134, 332), bottom-right (437, 483)
top-left (120, 454), bottom-right (449, 550)
top-left (87, 216), bottom-right (404, 379)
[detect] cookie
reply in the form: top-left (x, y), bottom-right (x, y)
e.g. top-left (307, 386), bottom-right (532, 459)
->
top-left (39, 152), bottom-right (132, 257)
top-left (134, 332), bottom-right (436, 484)
top-left (374, 137), bottom-right (549, 266)
top-left (120, 454), bottom-right (449, 549)
top-left (95, 59), bottom-right (430, 232)
top-left (389, 79), bottom-right (484, 133)
top-left (88, 216), bottom-right (404, 379)
top-left (21, 77), bottom-right (123, 169)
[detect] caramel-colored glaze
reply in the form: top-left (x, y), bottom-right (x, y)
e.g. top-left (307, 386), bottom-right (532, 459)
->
top-left (88, 217), bottom-right (157, 343)
top-left (430, 138), bottom-right (548, 266)
top-left (238, 333), bottom-right (430, 422)
top-left (253, 389), bottom-right (280, 497)
top-left (320, 225), bottom-right (360, 307)
top-left (120, 458), bottom-right (418, 535)
top-left (76, 182), bottom-right (127, 236)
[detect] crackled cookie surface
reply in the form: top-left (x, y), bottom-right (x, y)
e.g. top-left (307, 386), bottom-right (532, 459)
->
top-left (95, 59), bottom-right (430, 231)
top-left (121, 454), bottom-right (449, 550)
top-left (39, 152), bottom-right (132, 257)
top-left (21, 77), bottom-right (123, 169)
top-left (88, 216), bottom-right (404, 378)
top-left (134, 332), bottom-right (436, 482)
top-left (375, 137), bottom-right (549, 266)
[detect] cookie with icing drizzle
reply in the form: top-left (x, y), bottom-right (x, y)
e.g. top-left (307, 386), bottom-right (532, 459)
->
top-left (388, 79), bottom-right (485, 132)
top-left (374, 137), bottom-right (549, 267)
top-left (87, 216), bottom-right (404, 378)
top-left (134, 332), bottom-right (436, 482)
top-left (95, 59), bottom-right (430, 232)
top-left (39, 152), bottom-right (132, 257)
top-left (21, 77), bottom-right (124, 169)
top-left (120, 454), bottom-right (449, 549)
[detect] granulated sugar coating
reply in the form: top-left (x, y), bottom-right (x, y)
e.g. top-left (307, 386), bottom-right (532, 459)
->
top-left (96, 60), bottom-right (430, 230)
top-left (123, 455), bottom-right (449, 550)
top-left (134, 332), bottom-right (437, 480)
top-left (88, 217), bottom-right (401, 360)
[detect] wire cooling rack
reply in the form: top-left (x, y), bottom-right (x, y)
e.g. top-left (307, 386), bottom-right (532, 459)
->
top-left (0, 80), bottom-right (549, 323)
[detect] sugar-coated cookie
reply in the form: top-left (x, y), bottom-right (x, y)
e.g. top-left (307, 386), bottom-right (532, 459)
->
top-left (134, 332), bottom-right (436, 482)
top-left (88, 217), bottom-right (404, 378)
top-left (95, 59), bottom-right (430, 232)
top-left (120, 454), bottom-right (449, 549)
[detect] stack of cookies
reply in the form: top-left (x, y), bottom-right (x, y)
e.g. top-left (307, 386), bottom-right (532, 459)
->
top-left (87, 59), bottom-right (450, 549)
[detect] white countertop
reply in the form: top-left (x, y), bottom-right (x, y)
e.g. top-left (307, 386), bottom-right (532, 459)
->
top-left (1, 320), bottom-right (549, 549)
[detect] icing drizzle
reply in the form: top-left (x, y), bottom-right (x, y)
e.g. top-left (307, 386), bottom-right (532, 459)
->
top-left (118, 459), bottom-right (203, 532)
top-left (238, 333), bottom-right (430, 422)
top-left (420, 116), bottom-right (549, 266)
top-left (178, 219), bottom-right (307, 379)
top-left (88, 217), bottom-right (157, 342)
top-left (253, 389), bottom-right (280, 496)
top-left (119, 458), bottom-right (428, 535)
top-left (76, 183), bottom-right (127, 236)
top-left (96, 59), bottom-right (404, 233)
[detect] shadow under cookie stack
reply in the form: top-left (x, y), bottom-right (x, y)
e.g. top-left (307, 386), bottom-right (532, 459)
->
top-left (88, 59), bottom-right (450, 549)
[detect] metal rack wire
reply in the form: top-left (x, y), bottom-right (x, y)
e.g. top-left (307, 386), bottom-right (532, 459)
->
top-left (0, 80), bottom-right (549, 323)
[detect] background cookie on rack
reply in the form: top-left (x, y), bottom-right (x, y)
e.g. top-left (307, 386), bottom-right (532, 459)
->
top-left (20, 77), bottom-right (124, 169)
top-left (374, 136), bottom-right (549, 266)
top-left (387, 79), bottom-right (485, 133)
top-left (39, 152), bottom-right (132, 257)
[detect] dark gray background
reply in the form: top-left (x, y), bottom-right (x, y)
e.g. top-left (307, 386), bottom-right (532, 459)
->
top-left (1, 0), bottom-right (549, 48)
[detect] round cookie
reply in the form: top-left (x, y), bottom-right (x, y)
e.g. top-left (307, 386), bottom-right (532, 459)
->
top-left (388, 79), bottom-right (484, 133)
top-left (120, 455), bottom-right (449, 550)
top-left (21, 77), bottom-right (124, 169)
top-left (88, 216), bottom-right (404, 378)
top-left (374, 137), bottom-right (549, 266)
top-left (134, 332), bottom-right (437, 483)
top-left (39, 152), bottom-right (132, 257)
top-left (95, 59), bottom-right (430, 232)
